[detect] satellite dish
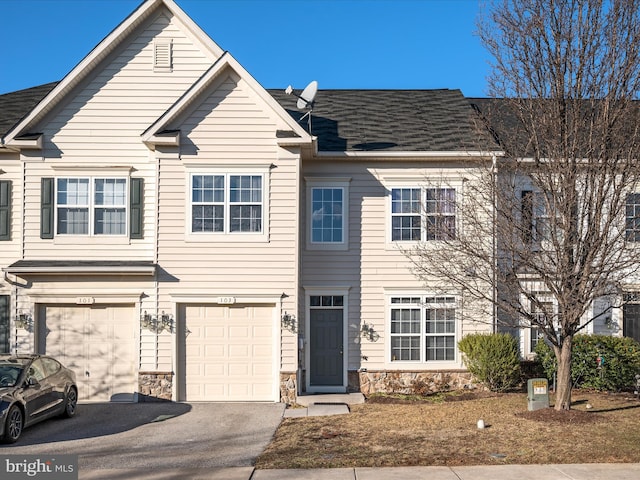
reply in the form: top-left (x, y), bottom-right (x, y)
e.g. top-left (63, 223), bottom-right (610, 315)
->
top-left (284, 80), bottom-right (318, 133)
top-left (297, 80), bottom-right (318, 110)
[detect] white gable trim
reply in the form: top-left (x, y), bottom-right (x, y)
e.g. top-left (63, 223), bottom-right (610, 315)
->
top-left (2, 0), bottom-right (224, 148)
top-left (142, 51), bottom-right (313, 149)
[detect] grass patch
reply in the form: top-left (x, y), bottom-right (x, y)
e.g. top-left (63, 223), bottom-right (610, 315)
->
top-left (256, 390), bottom-right (640, 469)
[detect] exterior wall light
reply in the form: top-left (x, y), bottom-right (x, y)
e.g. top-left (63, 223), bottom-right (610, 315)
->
top-left (16, 311), bottom-right (33, 331)
top-left (281, 311), bottom-right (297, 333)
top-left (360, 323), bottom-right (379, 342)
top-left (141, 311), bottom-right (174, 334)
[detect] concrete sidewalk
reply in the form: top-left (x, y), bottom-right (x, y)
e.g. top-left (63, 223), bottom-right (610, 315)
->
top-left (80, 463), bottom-right (640, 479)
top-left (252, 464), bottom-right (640, 479)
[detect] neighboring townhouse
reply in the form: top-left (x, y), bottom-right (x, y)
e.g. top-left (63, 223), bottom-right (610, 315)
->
top-left (0, 0), bottom-right (633, 404)
top-left (0, 0), bottom-right (310, 403)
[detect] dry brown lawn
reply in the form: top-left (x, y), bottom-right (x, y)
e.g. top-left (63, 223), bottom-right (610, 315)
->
top-left (256, 390), bottom-right (640, 469)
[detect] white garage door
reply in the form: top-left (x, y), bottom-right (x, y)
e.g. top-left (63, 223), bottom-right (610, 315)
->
top-left (180, 304), bottom-right (275, 401)
top-left (39, 305), bottom-right (136, 402)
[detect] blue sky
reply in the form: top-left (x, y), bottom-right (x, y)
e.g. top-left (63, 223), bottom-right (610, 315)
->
top-left (0, 0), bottom-right (490, 97)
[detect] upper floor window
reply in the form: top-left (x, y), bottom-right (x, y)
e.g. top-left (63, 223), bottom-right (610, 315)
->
top-left (391, 187), bottom-right (456, 242)
top-left (389, 296), bottom-right (456, 363)
top-left (626, 193), bottom-right (640, 242)
top-left (521, 190), bottom-right (551, 243)
top-left (426, 188), bottom-right (456, 240)
top-left (191, 174), bottom-right (263, 234)
top-left (311, 187), bottom-right (343, 243)
top-left (56, 177), bottom-right (126, 236)
top-left (306, 177), bottom-right (350, 250)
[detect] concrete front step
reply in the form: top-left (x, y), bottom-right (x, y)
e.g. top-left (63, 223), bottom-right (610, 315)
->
top-left (294, 393), bottom-right (365, 407)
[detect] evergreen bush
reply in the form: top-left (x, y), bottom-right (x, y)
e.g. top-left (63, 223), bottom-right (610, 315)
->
top-left (534, 334), bottom-right (640, 391)
top-left (458, 333), bottom-right (521, 392)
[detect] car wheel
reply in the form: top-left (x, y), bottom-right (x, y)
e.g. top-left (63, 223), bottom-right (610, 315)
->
top-left (62, 387), bottom-right (78, 418)
top-left (3, 405), bottom-right (23, 443)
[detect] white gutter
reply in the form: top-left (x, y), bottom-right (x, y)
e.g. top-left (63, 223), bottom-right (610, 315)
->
top-left (314, 150), bottom-right (505, 159)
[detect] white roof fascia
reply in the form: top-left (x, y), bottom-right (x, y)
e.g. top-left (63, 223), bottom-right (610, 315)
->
top-left (162, 0), bottom-right (224, 58)
top-left (225, 52), bottom-right (313, 141)
top-left (143, 51), bottom-right (312, 146)
top-left (3, 265), bottom-right (156, 276)
top-left (314, 150), bottom-right (505, 160)
top-left (276, 136), bottom-right (317, 147)
top-left (3, 134), bottom-right (43, 150)
top-left (4, 0), bottom-right (224, 146)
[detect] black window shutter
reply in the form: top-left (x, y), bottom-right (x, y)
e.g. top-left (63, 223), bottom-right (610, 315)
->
top-left (130, 178), bottom-right (143, 239)
top-left (41, 178), bottom-right (54, 239)
top-left (0, 295), bottom-right (9, 353)
top-left (0, 180), bottom-right (11, 241)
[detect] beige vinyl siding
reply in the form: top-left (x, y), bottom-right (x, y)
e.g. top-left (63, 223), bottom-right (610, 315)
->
top-left (153, 73), bottom-right (300, 372)
top-left (20, 10), bottom-right (214, 260)
top-left (0, 157), bottom-right (22, 274)
top-left (39, 13), bottom-right (214, 163)
top-left (21, 162), bottom-right (157, 260)
top-left (301, 160), bottom-right (493, 371)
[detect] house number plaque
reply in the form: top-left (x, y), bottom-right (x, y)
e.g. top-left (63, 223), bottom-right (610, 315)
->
top-left (76, 297), bottom-right (95, 305)
top-left (217, 297), bottom-right (236, 305)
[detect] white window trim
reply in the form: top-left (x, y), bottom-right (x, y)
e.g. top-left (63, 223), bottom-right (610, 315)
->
top-left (385, 291), bottom-right (460, 368)
top-left (520, 290), bottom-right (559, 357)
top-left (625, 192), bottom-right (640, 243)
top-left (384, 178), bottom-right (464, 249)
top-left (305, 177), bottom-right (350, 251)
top-left (54, 175), bottom-right (129, 238)
top-left (185, 165), bottom-right (270, 243)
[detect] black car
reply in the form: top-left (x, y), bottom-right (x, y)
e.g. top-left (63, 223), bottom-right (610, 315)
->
top-left (0, 354), bottom-right (77, 443)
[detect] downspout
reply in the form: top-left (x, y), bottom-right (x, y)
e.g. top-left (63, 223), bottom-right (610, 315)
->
top-left (154, 157), bottom-right (161, 371)
top-left (492, 153), bottom-right (498, 333)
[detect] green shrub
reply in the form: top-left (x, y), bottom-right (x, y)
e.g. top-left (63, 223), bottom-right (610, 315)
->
top-left (458, 333), bottom-right (522, 392)
top-left (534, 334), bottom-right (640, 391)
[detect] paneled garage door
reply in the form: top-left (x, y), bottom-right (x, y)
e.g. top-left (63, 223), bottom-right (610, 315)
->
top-left (179, 304), bottom-right (275, 401)
top-left (39, 305), bottom-right (136, 402)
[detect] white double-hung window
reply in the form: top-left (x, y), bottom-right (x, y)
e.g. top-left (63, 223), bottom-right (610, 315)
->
top-left (188, 167), bottom-right (269, 241)
top-left (56, 177), bottom-right (127, 235)
top-left (192, 174), bottom-right (262, 233)
top-left (389, 295), bottom-right (457, 363)
top-left (390, 186), bottom-right (456, 242)
top-left (306, 177), bottom-right (350, 250)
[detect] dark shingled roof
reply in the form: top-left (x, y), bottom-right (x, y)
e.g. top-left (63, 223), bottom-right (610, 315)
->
top-left (1, 82), bottom-right (496, 153)
top-left (0, 83), bottom-right (58, 139)
top-left (268, 89), bottom-right (496, 152)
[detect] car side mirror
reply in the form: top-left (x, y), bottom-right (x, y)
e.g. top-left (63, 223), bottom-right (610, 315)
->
top-left (25, 377), bottom-right (39, 388)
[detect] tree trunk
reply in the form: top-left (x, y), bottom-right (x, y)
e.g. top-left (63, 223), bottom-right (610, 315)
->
top-left (553, 337), bottom-right (573, 411)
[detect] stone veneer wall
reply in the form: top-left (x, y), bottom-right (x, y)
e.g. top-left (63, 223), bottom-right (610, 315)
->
top-left (280, 372), bottom-right (298, 405)
top-left (280, 370), bottom-right (476, 403)
top-left (350, 370), bottom-right (475, 396)
top-left (138, 372), bottom-right (173, 402)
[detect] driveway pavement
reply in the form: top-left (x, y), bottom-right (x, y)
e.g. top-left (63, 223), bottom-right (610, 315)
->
top-left (1, 402), bottom-right (285, 472)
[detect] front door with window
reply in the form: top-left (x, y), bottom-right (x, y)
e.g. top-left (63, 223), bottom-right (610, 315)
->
top-left (308, 295), bottom-right (345, 391)
top-left (624, 303), bottom-right (640, 343)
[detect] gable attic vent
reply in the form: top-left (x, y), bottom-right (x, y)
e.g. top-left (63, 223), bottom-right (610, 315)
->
top-left (154, 39), bottom-right (172, 72)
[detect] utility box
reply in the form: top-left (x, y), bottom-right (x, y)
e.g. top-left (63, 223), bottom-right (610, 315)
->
top-left (527, 378), bottom-right (550, 411)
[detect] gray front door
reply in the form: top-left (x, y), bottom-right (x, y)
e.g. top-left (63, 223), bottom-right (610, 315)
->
top-left (624, 303), bottom-right (640, 343)
top-left (309, 309), bottom-right (344, 387)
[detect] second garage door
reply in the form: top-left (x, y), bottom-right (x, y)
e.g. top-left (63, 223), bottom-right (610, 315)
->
top-left (179, 304), bottom-right (276, 401)
top-left (39, 304), bottom-right (137, 402)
